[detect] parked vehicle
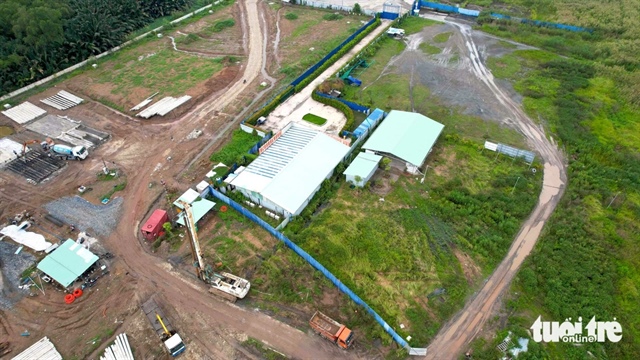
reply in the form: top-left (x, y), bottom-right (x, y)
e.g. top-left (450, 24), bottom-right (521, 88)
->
top-left (141, 298), bottom-right (186, 357)
top-left (309, 311), bottom-right (354, 349)
top-left (49, 144), bottom-right (88, 160)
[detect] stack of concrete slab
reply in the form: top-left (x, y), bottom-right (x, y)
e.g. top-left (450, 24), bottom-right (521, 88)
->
top-left (1, 102), bottom-right (47, 124)
top-left (137, 95), bottom-right (191, 119)
top-left (26, 115), bottom-right (109, 149)
top-left (40, 90), bottom-right (84, 110)
top-left (99, 333), bottom-right (134, 360)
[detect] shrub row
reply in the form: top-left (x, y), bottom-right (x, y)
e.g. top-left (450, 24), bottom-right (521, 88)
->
top-left (293, 17), bottom-right (381, 93)
top-left (311, 91), bottom-right (355, 133)
top-left (245, 85), bottom-right (294, 125)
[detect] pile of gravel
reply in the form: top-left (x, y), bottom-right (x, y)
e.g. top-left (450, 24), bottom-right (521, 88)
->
top-left (44, 196), bottom-right (123, 237)
top-left (0, 240), bottom-right (36, 309)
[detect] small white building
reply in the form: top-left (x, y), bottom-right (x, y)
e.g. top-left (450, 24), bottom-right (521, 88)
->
top-left (230, 123), bottom-right (350, 217)
top-left (343, 152), bottom-right (382, 187)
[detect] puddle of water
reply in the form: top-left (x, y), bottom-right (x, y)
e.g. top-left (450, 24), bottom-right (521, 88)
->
top-left (0, 126), bottom-right (15, 137)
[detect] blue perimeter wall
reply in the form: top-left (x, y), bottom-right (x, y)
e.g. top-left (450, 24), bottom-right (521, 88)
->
top-left (206, 186), bottom-right (411, 350)
top-left (417, 1), bottom-right (591, 33)
top-left (291, 17), bottom-right (377, 87)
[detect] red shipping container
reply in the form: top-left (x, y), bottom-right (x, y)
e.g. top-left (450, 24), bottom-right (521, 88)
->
top-left (141, 209), bottom-right (169, 241)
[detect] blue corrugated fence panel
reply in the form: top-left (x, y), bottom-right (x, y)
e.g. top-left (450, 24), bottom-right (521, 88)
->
top-left (206, 186), bottom-right (409, 350)
top-left (380, 11), bottom-right (400, 20)
top-left (458, 8), bottom-right (480, 17)
top-left (419, 1), bottom-right (458, 13)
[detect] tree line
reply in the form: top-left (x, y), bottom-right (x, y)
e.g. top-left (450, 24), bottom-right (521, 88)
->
top-left (0, 0), bottom-right (197, 95)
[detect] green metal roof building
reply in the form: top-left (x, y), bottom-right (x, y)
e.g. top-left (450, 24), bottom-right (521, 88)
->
top-left (343, 152), bottom-right (382, 187)
top-left (362, 110), bottom-right (444, 171)
top-left (37, 239), bottom-right (99, 288)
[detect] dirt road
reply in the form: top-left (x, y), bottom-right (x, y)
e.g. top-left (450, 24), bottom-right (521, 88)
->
top-left (424, 20), bottom-right (567, 359)
top-left (101, 0), bottom-right (360, 358)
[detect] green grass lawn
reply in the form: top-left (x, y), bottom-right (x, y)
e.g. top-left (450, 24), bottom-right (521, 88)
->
top-left (433, 31), bottom-right (452, 43)
top-left (420, 42), bottom-right (442, 55)
top-left (302, 113), bottom-right (327, 126)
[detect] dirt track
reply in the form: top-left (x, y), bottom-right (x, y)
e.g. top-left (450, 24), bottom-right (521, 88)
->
top-left (423, 18), bottom-right (567, 359)
top-left (97, 0), bottom-right (362, 358)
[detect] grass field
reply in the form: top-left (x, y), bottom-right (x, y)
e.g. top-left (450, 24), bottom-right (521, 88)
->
top-left (466, 2), bottom-right (640, 358)
top-left (276, 7), bottom-right (372, 81)
top-left (255, 136), bottom-right (542, 347)
top-left (302, 113), bottom-right (327, 125)
top-left (91, 48), bottom-right (224, 97)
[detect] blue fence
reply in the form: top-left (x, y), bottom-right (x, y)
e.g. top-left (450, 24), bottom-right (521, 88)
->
top-left (314, 92), bottom-right (370, 114)
top-left (380, 11), bottom-right (399, 20)
top-left (206, 186), bottom-right (410, 350)
top-left (248, 132), bottom-right (274, 155)
top-left (415, 1), bottom-right (591, 33)
top-left (290, 17), bottom-right (377, 87)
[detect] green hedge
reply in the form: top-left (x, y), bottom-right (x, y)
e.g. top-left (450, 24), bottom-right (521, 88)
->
top-left (311, 92), bottom-right (355, 133)
top-left (294, 17), bottom-right (381, 93)
top-left (245, 85), bottom-right (294, 125)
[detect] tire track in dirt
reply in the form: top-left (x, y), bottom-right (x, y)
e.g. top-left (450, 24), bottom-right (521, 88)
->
top-left (103, 0), bottom-right (363, 358)
top-left (424, 20), bottom-right (567, 360)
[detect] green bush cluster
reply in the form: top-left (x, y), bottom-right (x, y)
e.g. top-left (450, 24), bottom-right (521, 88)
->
top-left (323, 13), bottom-right (343, 21)
top-left (212, 18), bottom-right (235, 32)
top-left (245, 85), bottom-right (294, 125)
top-left (294, 17), bottom-right (381, 92)
top-left (284, 12), bottom-right (298, 20)
top-left (311, 92), bottom-right (355, 133)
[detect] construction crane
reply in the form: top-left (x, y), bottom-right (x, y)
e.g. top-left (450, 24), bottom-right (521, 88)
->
top-left (177, 200), bottom-right (250, 302)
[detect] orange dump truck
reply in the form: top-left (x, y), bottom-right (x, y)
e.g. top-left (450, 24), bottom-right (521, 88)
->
top-left (309, 311), bottom-right (355, 349)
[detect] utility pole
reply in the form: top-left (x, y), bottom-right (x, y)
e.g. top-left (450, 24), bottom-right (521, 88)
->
top-left (511, 176), bottom-right (521, 194)
top-left (607, 192), bottom-right (621, 209)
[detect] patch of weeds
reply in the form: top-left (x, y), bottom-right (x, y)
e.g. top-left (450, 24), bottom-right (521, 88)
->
top-left (323, 13), bottom-right (343, 21)
top-left (211, 18), bottom-right (235, 32)
top-left (419, 43), bottom-right (441, 55)
top-left (302, 113), bottom-right (327, 125)
top-left (177, 33), bottom-right (199, 45)
top-left (498, 39), bottom-right (518, 49)
top-left (97, 172), bottom-right (118, 181)
top-left (101, 182), bottom-right (127, 201)
top-left (285, 12), bottom-right (298, 20)
top-left (209, 129), bottom-right (262, 165)
top-left (433, 31), bottom-right (452, 43)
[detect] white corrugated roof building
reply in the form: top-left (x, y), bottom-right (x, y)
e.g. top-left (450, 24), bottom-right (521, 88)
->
top-left (230, 123), bottom-right (350, 217)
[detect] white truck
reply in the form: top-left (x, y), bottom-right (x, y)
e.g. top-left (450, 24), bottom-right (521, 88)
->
top-left (141, 298), bottom-right (186, 357)
top-left (49, 144), bottom-right (88, 160)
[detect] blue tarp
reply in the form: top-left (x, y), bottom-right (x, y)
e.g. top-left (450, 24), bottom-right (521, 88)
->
top-left (345, 76), bottom-right (362, 87)
top-left (353, 108), bottom-right (386, 138)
